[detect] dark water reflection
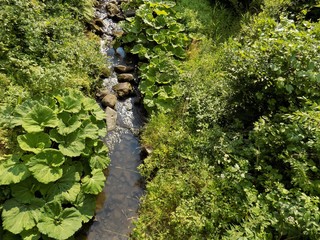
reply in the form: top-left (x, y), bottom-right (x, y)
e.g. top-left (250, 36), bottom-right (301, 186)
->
top-left (86, 132), bottom-right (144, 240)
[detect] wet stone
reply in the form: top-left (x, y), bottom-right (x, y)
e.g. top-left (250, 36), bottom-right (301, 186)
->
top-left (106, 107), bottom-right (117, 131)
top-left (114, 65), bottom-right (134, 73)
top-left (101, 94), bottom-right (117, 109)
top-left (96, 88), bottom-right (110, 100)
top-left (117, 73), bottom-right (134, 83)
top-left (112, 82), bottom-right (133, 98)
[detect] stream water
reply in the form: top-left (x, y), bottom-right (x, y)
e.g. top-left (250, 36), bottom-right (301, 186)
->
top-left (85, 1), bottom-right (145, 239)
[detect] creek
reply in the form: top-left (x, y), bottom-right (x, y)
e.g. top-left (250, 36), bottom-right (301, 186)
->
top-left (85, 1), bottom-right (145, 239)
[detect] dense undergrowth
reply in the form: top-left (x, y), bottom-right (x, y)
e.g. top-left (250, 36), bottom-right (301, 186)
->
top-left (0, 0), bottom-right (109, 239)
top-left (119, 0), bottom-right (320, 239)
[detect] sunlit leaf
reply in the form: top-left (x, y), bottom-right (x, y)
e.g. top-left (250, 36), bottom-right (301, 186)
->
top-left (57, 111), bottom-right (82, 135)
top-left (17, 132), bottom-right (51, 154)
top-left (0, 155), bottom-right (30, 185)
top-left (26, 149), bottom-right (65, 184)
top-left (22, 104), bottom-right (58, 133)
top-left (37, 201), bottom-right (82, 240)
top-left (81, 169), bottom-right (106, 195)
top-left (2, 198), bottom-right (45, 234)
top-left (45, 166), bottom-right (81, 202)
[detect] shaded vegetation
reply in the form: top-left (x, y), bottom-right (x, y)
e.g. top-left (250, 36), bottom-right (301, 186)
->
top-left (128, 0), bottom-right (320, 239)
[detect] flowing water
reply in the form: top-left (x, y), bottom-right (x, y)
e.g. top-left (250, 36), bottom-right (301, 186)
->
top-left (85, 1), bottom-right (145, 239)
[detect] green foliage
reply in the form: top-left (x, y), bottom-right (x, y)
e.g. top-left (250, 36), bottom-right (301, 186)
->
top-left (0, 0), bottom-right (105, 106)
top-left (0, 90), bottom-right (109, 239)
top-left (132, 1), bottom-right (320, 239)
top-left (118, 0), bottom-right (190, 113)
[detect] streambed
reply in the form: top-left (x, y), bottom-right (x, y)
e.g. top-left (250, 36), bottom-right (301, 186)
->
top-left (86, 1), bottom-right (145, 239)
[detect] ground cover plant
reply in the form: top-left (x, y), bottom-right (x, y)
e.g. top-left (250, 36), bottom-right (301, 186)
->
top-left (117, 0), bottom-right (190, 113)
top-left (0, 0), bottom-right (110, 239)
top-left (130, 0), bottom-right (320, 239)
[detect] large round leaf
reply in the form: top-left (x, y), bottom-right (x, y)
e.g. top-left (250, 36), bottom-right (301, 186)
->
top-left (55, 94), bottom-right (82, 113)
top-left (17, 132), bottom-right (51, 154)
top-left (0, 155), bottom-right (30, 185)
top-left (26, 149), bottom-right (65, 184)
top-left (89, 155), bottom-right (110, 170)
top-left (57, 111), bottom-right (82, 135)
top-left (50, 129), bottom-right (86, 157)
top-left (11, 177), bottom-right (41, 204)
top-left (45, 166), bottom-right (81, 202)
top-left (74, 192), bottom-right (96, 223)
top-left (22, 104), bottom-right (58, 133)
top-left (2, 198), bottom-right (45, 234)
top-left (37, 201), bottom-right (82, 240)
top-left (81, 169), bottom-right (106, 195)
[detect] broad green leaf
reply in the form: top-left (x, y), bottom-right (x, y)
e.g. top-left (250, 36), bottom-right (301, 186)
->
top-left (90, 104), bottom-right (105, 121)
top-left (153, 33), bottom-right (166, 44)
top-left (154, 9), bottom-right (168, 16)
top-left (50, 129), bottom-right (86, 157)
top-left (20, 228), bottom-right (41, 240)
top-left (81, 169), bottom-right (106, 195)
top-left (11, 177), bottom-right (40, 204)
top-left (37, 201), bottom-right (82, 240)
top-left (17, 132), bottom-right (51, 154)
top-left (89, 154), bottom-right (110, 170)
top-left (74, 192), bottom-right (96, 223)
top-left (27, 149), bottom-right (65, 184)
top-left (82, 98), bottom-right (98, 111)
top-left (56, 95), bottom-right (82, 114)
top-left (2, 198), bottom-right (45, 234)
top-left (0, 155), bottom-right (30, 185)
top-left (80, 120), bottom-right (99, 139)
top-left (57, 111), bottom-right (82, 135)
top-left (46, 166), bottom-right (81, 202)
top-left (22, 104), bottom-right (58, 133)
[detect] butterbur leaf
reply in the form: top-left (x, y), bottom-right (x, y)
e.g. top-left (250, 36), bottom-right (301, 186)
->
top-left (20, 228), bottom-right (41, 240)
top-left (80, 120), bottom-right (99, 139)
top-left (50, 129), bottom-right (85, 157)
top-left (0, 155), bottom-right (30, 185)
top-left (22, 104), bottom-right (58, 133)
top-left (46, 166), bottom-right (81, 202)
top-left (82, 98), bottom-right (98, 111)
top-left (11, 177), bottom-right (41, 204)
top-left (37, 201), bottom-right (82, 240)
top-left (2, 198), bottom-right (45, 234)
top-left (89, 155), bottom-right (109, 170)
top-left (26, 149), bottom-right (65, 184)
top-left (17, 132), bottom-right (51, 154)
top-left (56, 94), bottom-right (82, 114)
top-left (74, 192), bottom-right (96, 223)
top-left (57, 112), bottom-right (82, 135)
top-left (81, 169), bottom-right (106, 195)
top-left (90, 104), bottom-right (105, 121)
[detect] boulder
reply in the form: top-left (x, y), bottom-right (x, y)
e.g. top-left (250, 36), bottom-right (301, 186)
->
top-left (113, 29), bottom-right (124, 38)
top-left (106, 2), bottom-right (120, 17)
top-left (101, 94), bottom-right (117, 108)
top-left (96, 88), bottom-right (110, 100)
top-left (117, 73), bottom-right (135, 83)
top-left (112, 82), bottom-right (133, 98)
top-left (114, 65), bottom-right (134, 73)
top-left (105, 107), bottom-right (117, 131)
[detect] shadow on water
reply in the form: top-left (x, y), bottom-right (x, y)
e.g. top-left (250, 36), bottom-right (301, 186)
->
top-left (83, 1), bottom-right (146, 239)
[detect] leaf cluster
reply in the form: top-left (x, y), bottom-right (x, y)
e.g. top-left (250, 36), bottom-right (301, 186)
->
top-left (118, 0), bottom-right (190, 113)
top-left (0, 89), bottom-right (109, 239)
